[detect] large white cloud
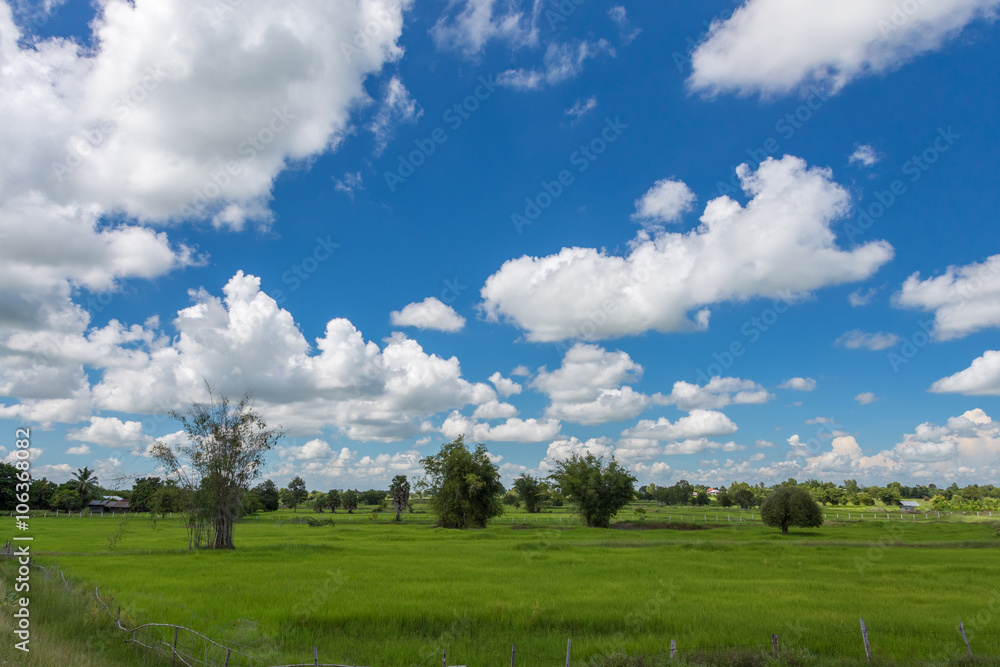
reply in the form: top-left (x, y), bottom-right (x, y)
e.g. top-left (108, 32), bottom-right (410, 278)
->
top-left (894, 254), bottom-right (1000, 340)
top-left (481, 156), bottom-right (893, 342)
top-left (440, 411), bottom-right (561, 443)
top-left (3, 271), bottom-right (498, 442)
top-left (532, 343), bottom-right (648, 424)
top-left (67, 416), bottom-right (152, 450)
top-left (660, 377), bottom-right (771, 412)
top-left (621, 409), bottom-right (738, 441)
top-left (688, 0), bottom-right (1000, 97)
top-left (931, 350), bottom-right (1000, 395)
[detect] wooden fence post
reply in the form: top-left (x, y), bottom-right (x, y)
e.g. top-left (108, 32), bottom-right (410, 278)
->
top-left (510, 643), bottom-right (516, 667)
top-left (772, 634), bottom-right (779, 658)
top-left (670, 639), bottom-right (676, 658)
top-left (960, 621), bottom-right (972, 657)
top-left (860, 618), bottom-right (871, 663)
top-left (566, 638), bottom-right (571, 667)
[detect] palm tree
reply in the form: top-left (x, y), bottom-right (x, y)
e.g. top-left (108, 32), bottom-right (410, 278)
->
top-left (72, 467), bottom-right (99, 502)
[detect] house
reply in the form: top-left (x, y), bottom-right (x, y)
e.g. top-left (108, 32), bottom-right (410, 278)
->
top-left (706, 488), bottom-right (719, 496)
top-left (87, 496), bottom-right (129, 513)
top-left (900, 500), bottom-right (921, 513)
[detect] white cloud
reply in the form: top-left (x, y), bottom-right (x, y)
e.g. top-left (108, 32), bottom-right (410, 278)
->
top-left (855, 392), bottom-right (878, 405)
top-left (482, 155), bottom-right (893, 341)
top-left (488, 372), bottom-right (522, 397)
top-left (621, 409), bottom-right (738, 441)
top-left (930, 350), bottom-right (1000, 395)
top-left (662, 438), bottom-right (744, 456)
top-left (849, 286), bottom-right (878, 306)
top-left (779, 377), bottom-right (816, 391)
top-left (532, 343), bottom-right (647, 424)
top-left (472, 400), bottom-right (518, 420)
top-left (369, 76), bottom-right (422, 155)
top-left (849, 145), bottom-right (880, 166)
top-left (892, 409), bottom-right (1000, 476)
top-left (835, 329), bottom-right (900, 350)
top-left (440, 411), bottom-right (561, 443)
top-left (805, 416), bottom-right (833, 425)
top-left (608, 6), bottom-right (641, 45)
top-left (333, 172), bottom-right (364, 197)
top-left (688, 0), bottom-right (1000, 97)
top-left (565, 96), bottom-right (598, 118)
top-left (390, 297), bottom-right (466, 332)
top-left (66, 444), bottom-right (91, 456)
top-left (539, 436), bottom-right (615, 472)
top-left (67, 416), bottom-right (152, 450)
top-left (660, 377), bottom-right (771, 412)
top-left (632, 178), bottom-right (696, 224)
top-left (40, 272), bottom-right (498, 442)
top-left (430, 0), bottom-right (539, 57)
top-left (894, 254), bottom-right (1000, 340)
top-left (497, 39), bottom-right (613, 90)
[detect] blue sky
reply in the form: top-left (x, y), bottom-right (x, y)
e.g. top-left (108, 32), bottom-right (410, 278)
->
top-left (2, 0), bottom-right (1000, 491)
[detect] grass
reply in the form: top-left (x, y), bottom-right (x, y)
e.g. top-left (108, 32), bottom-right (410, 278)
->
top-left (2, 508), bottom-right (999, 666)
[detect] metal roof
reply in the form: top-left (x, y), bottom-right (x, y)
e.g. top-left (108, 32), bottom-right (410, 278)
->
top-left (899, 500), bottom-right (921, 507)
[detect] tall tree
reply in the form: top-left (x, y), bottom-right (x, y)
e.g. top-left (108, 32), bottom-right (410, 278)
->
top-left (341, 489), bottom-right (359, 513)
top-left (129, 476), bottom-right (162, 512)
top-left (251, 479), bottom-right (280, 511)
top-left (151, 388), bottom-right (284, 550)
top-left (326, 489), bottom-right (341, 513)
top-left (420, 436), bottom-right (504, 529)
top-left (513, 474), bottom-right (543, 513)
top-left (71, 466), bottom-right (99, 503)
top-left (388, 475), bottom-right (411, 521)
top-left (760, 487), bottom-right (823, 534)
top-left (287, 476), bottom-right (308, 512)
top-left (548, 453), bottom-right (636, 528)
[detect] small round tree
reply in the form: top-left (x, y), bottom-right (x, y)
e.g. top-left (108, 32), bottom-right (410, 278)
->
top-left (548, 454), bottom-right (636, 528)
top-left (761, 486), bottom-right (823, 534)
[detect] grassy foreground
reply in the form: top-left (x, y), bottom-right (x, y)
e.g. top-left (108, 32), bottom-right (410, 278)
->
top-left (3, 511), bottom-right (1000, 666)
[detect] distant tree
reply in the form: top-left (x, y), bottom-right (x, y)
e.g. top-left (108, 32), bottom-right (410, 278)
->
top-left (878, 486), bottom-right (901, 506)
top-left (150, 388), bottom-right (284, 549)
top-left (761, 487), bottom-right (823, 534)
top-left (548, 454), bottom-right (636, 528)
top-left (326, 489), bottom-right (341, 512)
top-left (389, 475), bottom-right (411, 521)
top-left (717, 490), bottom-right (733, 508)
top-left (71, 466), bottom-right (99, 503)
top-left (52, 488), bottom-right (82, 512)
top-left (732, 488), bottom-right (756, 509)
top-left (341, 490), bottom-right (359, 513)
top-left (360, 489), bottom-right (387, 506)
top-left (502, 491), bottom-right (520, 507)
top-left (0, 462), bottom-right (18, 511)
top-left (287, 476), bottom-right (308, 512)
top-left (694, 490), bottom-right (710, 506)
top-left (29, 478), bottom-right (58, 510)
top-left (129, 476), bottom-right (162, 512)
top-left (513, 474), bottom-right (544, 513)
top-left (151, 480), bottom-right (184, 515)
top-left (252, 479), bottom-right (280, 511)
top-left (308, 490), bottom-right (326, 512)
top-left (420, 436), bottom-right (505, 529)
top-left (857, 492), bottom-right (875, 506)
top-left (843, 479), bottom-right (860, 495)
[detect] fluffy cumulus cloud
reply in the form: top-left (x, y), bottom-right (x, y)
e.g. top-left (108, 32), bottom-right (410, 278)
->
top-left (688, 0), bottom-right (1000, 96)
top-left (481, 155), bottom-right (893, 342)
top-left (489, 372), bottom-right (522, 397)
top-left (894, 254), bottom-right (1000, 340)
top-left (67, 416), bottom-right (152, 450)
top-left (621, 409), bottom-right (738, 441)
top-left (3, 272), bottom-right (498, 443)
top-left (891, 409), bottom-right (1000, 479)
top-left (930, 350), bottom-right (1000, 395)
top-left (0, 0), bottom-right (413, 423)
top-left (779, 377), bottom-right (816, 391)
top-left (440, 411), bottom-right (561, 443)
top-left (660, 377), bottom-right (771, 412)
top-left (835, 329), bottom-right (900, 350)
top-left (390, 297), bottom-right (466, 332)
top-left (632, 178), bottom-right (696, 224)
top-left (532, 344), bottom-right (647, 424)
top-left (270, 440), bottom-right (424, 485)
top-left (538, 436), bottom-right (615, 472)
